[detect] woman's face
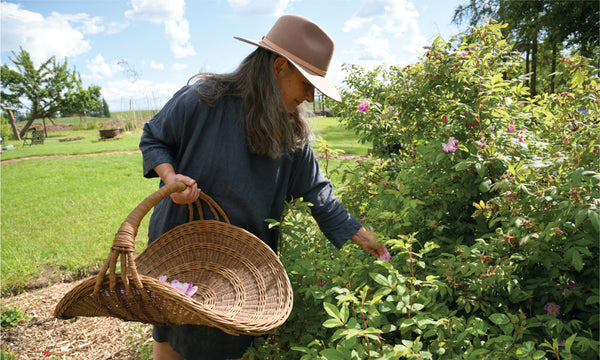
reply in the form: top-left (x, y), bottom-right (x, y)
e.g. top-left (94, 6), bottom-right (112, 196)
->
top-left (273, 57), bottom-right (315, 112)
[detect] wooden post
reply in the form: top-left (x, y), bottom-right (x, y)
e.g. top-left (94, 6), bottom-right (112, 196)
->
top-left (1, 106), bottom-right (21, 141)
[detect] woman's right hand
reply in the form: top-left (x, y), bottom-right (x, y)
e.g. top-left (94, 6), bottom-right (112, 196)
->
top-left (166, 174), bottom-right (201, 204)
top-left (154, 163), bottom-right (201, 204)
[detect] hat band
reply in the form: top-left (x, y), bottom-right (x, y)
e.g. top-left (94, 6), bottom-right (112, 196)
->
top-left (261, 36), bottom-right (327, 77)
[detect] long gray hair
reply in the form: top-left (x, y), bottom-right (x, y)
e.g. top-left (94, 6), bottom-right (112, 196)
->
top-left (188, 48), bottom-right (311, 159)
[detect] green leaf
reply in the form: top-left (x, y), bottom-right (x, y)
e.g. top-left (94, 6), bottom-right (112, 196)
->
top-left (489, 313), bottom-right (510, 325)
top-left (323, 302), bottom-right (342, 321)
top-left (323, 318), bottom-right (344, 328)
top-left (564, 333), bottom-right (577, 353)
top-left (370, 272), bottom-right (390, 287)
top-left (571, 249), bottom-right (583, 272)
top-left (290, 346), bottom-right (312, 354)
top-left (574, 208), bottom-right (589, 225)
top-left (585, 294), bottom-right (600, 305)
top-left (455, 161), bottom-right (472, 171)
top-left (343, 328), bottom-right (363, 339)
top-left (589, 210), bottom-right (600, 233)
top-left (340, 303), bottom-right (349, 323)
top-left (330, 328), bottom-right (347, 341)
top-left (320, 348), bottom-right (346, 360)
top-left (479, 179), bottom-right (492, 192)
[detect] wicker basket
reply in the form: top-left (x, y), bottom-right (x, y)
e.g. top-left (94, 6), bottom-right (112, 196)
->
top-left (54, 182), bottom-right (293, 336)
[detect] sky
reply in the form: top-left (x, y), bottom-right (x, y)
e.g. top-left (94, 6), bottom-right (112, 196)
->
top-left (1, 0), bottom-right (465, 112)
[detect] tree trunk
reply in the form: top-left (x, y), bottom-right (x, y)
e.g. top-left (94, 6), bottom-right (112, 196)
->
top-left (551, 43), bottom-right (557, 94)
top-left (525, 45), bottom-right (530, 90)
top-left (2, 107), bottom-right (21, 141)
top-left (531, 34), bottom-right (538, 98)
top-left (19, 117), bottom-right (36, 138)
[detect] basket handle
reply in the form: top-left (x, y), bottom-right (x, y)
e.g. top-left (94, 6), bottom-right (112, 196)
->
top-left (188, 192), bottom-right (230, 224)
top-left (93, 182), bottom-right (188, 297)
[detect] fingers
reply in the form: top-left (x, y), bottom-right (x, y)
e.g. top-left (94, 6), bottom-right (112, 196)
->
top-left (364, 240), bottom-right (390, 261)
top-left (168, 174), bottom-right (200, 204)
top-left (376, 245), bottom-right (391, 262)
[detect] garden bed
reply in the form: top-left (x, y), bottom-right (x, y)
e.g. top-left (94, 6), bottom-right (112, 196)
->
top-left (1, 280), bottom-right (152, 359)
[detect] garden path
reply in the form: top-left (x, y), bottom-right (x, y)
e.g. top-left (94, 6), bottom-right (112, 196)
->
top-left (1, 280), bottom-right (152, 359)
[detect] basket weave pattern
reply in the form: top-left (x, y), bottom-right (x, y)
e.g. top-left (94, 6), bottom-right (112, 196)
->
top-left (54, 182), bottom-right (293, 336)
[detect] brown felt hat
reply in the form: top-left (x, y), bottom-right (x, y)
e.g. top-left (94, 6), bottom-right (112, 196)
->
top-left (235, 14), bottom-right (341, 101)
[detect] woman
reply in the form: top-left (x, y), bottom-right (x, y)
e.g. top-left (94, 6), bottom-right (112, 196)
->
top-left (140, 14), bottom-right (389, 360)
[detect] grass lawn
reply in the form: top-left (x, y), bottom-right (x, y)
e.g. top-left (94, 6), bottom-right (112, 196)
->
top-left (0, 116), bottom-right (368, 294)
top-left (1, 153), bottom-right (157, 293)
top-left (308, 116), bottom-right (370, 155)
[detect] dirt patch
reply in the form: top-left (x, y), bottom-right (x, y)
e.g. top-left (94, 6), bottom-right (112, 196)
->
top-left (14, 118), bottom-right (150, 134)
top-left (1, 280), bottom-right (152, 359)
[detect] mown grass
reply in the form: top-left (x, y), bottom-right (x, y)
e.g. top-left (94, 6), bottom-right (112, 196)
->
top-left (308, 117), bottom-right (370, 155)
top-left (1, 154), bottom-right (157, 294)
top-left (0, 116), bottom-right (368, 294)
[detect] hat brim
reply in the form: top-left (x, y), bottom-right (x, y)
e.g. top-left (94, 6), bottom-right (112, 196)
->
top-left (234, 36), bottom-right (341, 102)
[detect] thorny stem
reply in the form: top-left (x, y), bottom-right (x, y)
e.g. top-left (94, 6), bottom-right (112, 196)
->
top-left (359, 298), bottom-right (372, 360)
top-left (276, 198), bottom-right (298, 260)
top-left (408, 236), bottom-right (414, 340)
top-left (311, 256), bottom-right (320, 286)
top-left (324, 143), bottom-right (330, 177)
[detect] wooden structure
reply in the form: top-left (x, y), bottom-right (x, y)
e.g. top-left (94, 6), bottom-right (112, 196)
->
top-left (1, 106), bottom-right (21, 141)
top-left (22, 128), bottom-right (44, 146)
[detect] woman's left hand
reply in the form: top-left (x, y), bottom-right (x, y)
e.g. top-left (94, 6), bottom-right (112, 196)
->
top-left (350, 227), bottom-right (391, 261)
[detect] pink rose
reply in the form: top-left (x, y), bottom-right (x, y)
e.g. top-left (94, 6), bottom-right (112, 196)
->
top-left (357, 100), bottom-right (370, 112)
top-left (442, 137), bottom-right (458, 153)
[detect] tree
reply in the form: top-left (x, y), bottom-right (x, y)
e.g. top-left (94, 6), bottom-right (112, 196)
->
top-left (102, 98), bottom-right (111, 117)
top-left (67, 84), bottom-right (102, 120)
top-left (453, 0), bottom-right (599, 96)
top-left (0, 47), bottom-right (102, 136)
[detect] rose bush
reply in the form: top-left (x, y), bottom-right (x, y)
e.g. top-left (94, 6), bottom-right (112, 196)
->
top-left (246, 21), bottom-right (598, 359)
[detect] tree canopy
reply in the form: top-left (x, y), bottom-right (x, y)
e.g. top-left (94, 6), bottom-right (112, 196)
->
top-left (453, 0), bottom-right (599, 96)
top-left (0, 47), bottom-right (103, 137)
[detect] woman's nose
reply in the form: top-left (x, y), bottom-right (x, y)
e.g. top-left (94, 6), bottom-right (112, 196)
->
top-left (305, 87), bottom-right (315, 103)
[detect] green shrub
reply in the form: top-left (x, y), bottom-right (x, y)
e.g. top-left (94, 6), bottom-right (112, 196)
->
top-left (1, 113), bottom-right (12, 141)
top-left (1, 306), bottom-right (29, 328)
top-left (0, 348), bottom-right (18, 360)
top-left (246, 20), bottom-right (599, 359)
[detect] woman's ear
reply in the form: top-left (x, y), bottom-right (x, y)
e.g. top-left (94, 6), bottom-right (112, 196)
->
top-left (273, 56), bottom-right (287, 78)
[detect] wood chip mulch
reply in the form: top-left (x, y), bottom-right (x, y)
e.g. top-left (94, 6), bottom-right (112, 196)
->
top-left (1, 280), bottom-right (153, 359)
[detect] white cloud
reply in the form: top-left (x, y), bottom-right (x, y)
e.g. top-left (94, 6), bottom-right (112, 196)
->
top-left (164, 19), bottom-right (195, 58)
top-left (342, 0), bottom-right (428, 66)
top-left (125, 0), bottom-right (195, 58)
top-left (227, 0), bottom-right (292, 15)
top-left (85, 55), bottom-right (124, 80)
top-left (151, 61), bottom-right (165, 70)
top-left (53, 12), bottom-right (104, 34)
top-left (101, 79), bottom-right (180, 111)
top-left (0, 2), bottom-right (100, 64)
top-left (106, 21), bottom-right (130, 35)
top-left (125, 0), bottom-right (184, 23)
top-left (355, 25), bottom-right (394, 62)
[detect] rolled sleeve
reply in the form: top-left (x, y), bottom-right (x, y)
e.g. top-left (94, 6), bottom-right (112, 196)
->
top-left (139, 86), bottom-right (196, 178)
top-left (140, 122), bottom-right (177, 178)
